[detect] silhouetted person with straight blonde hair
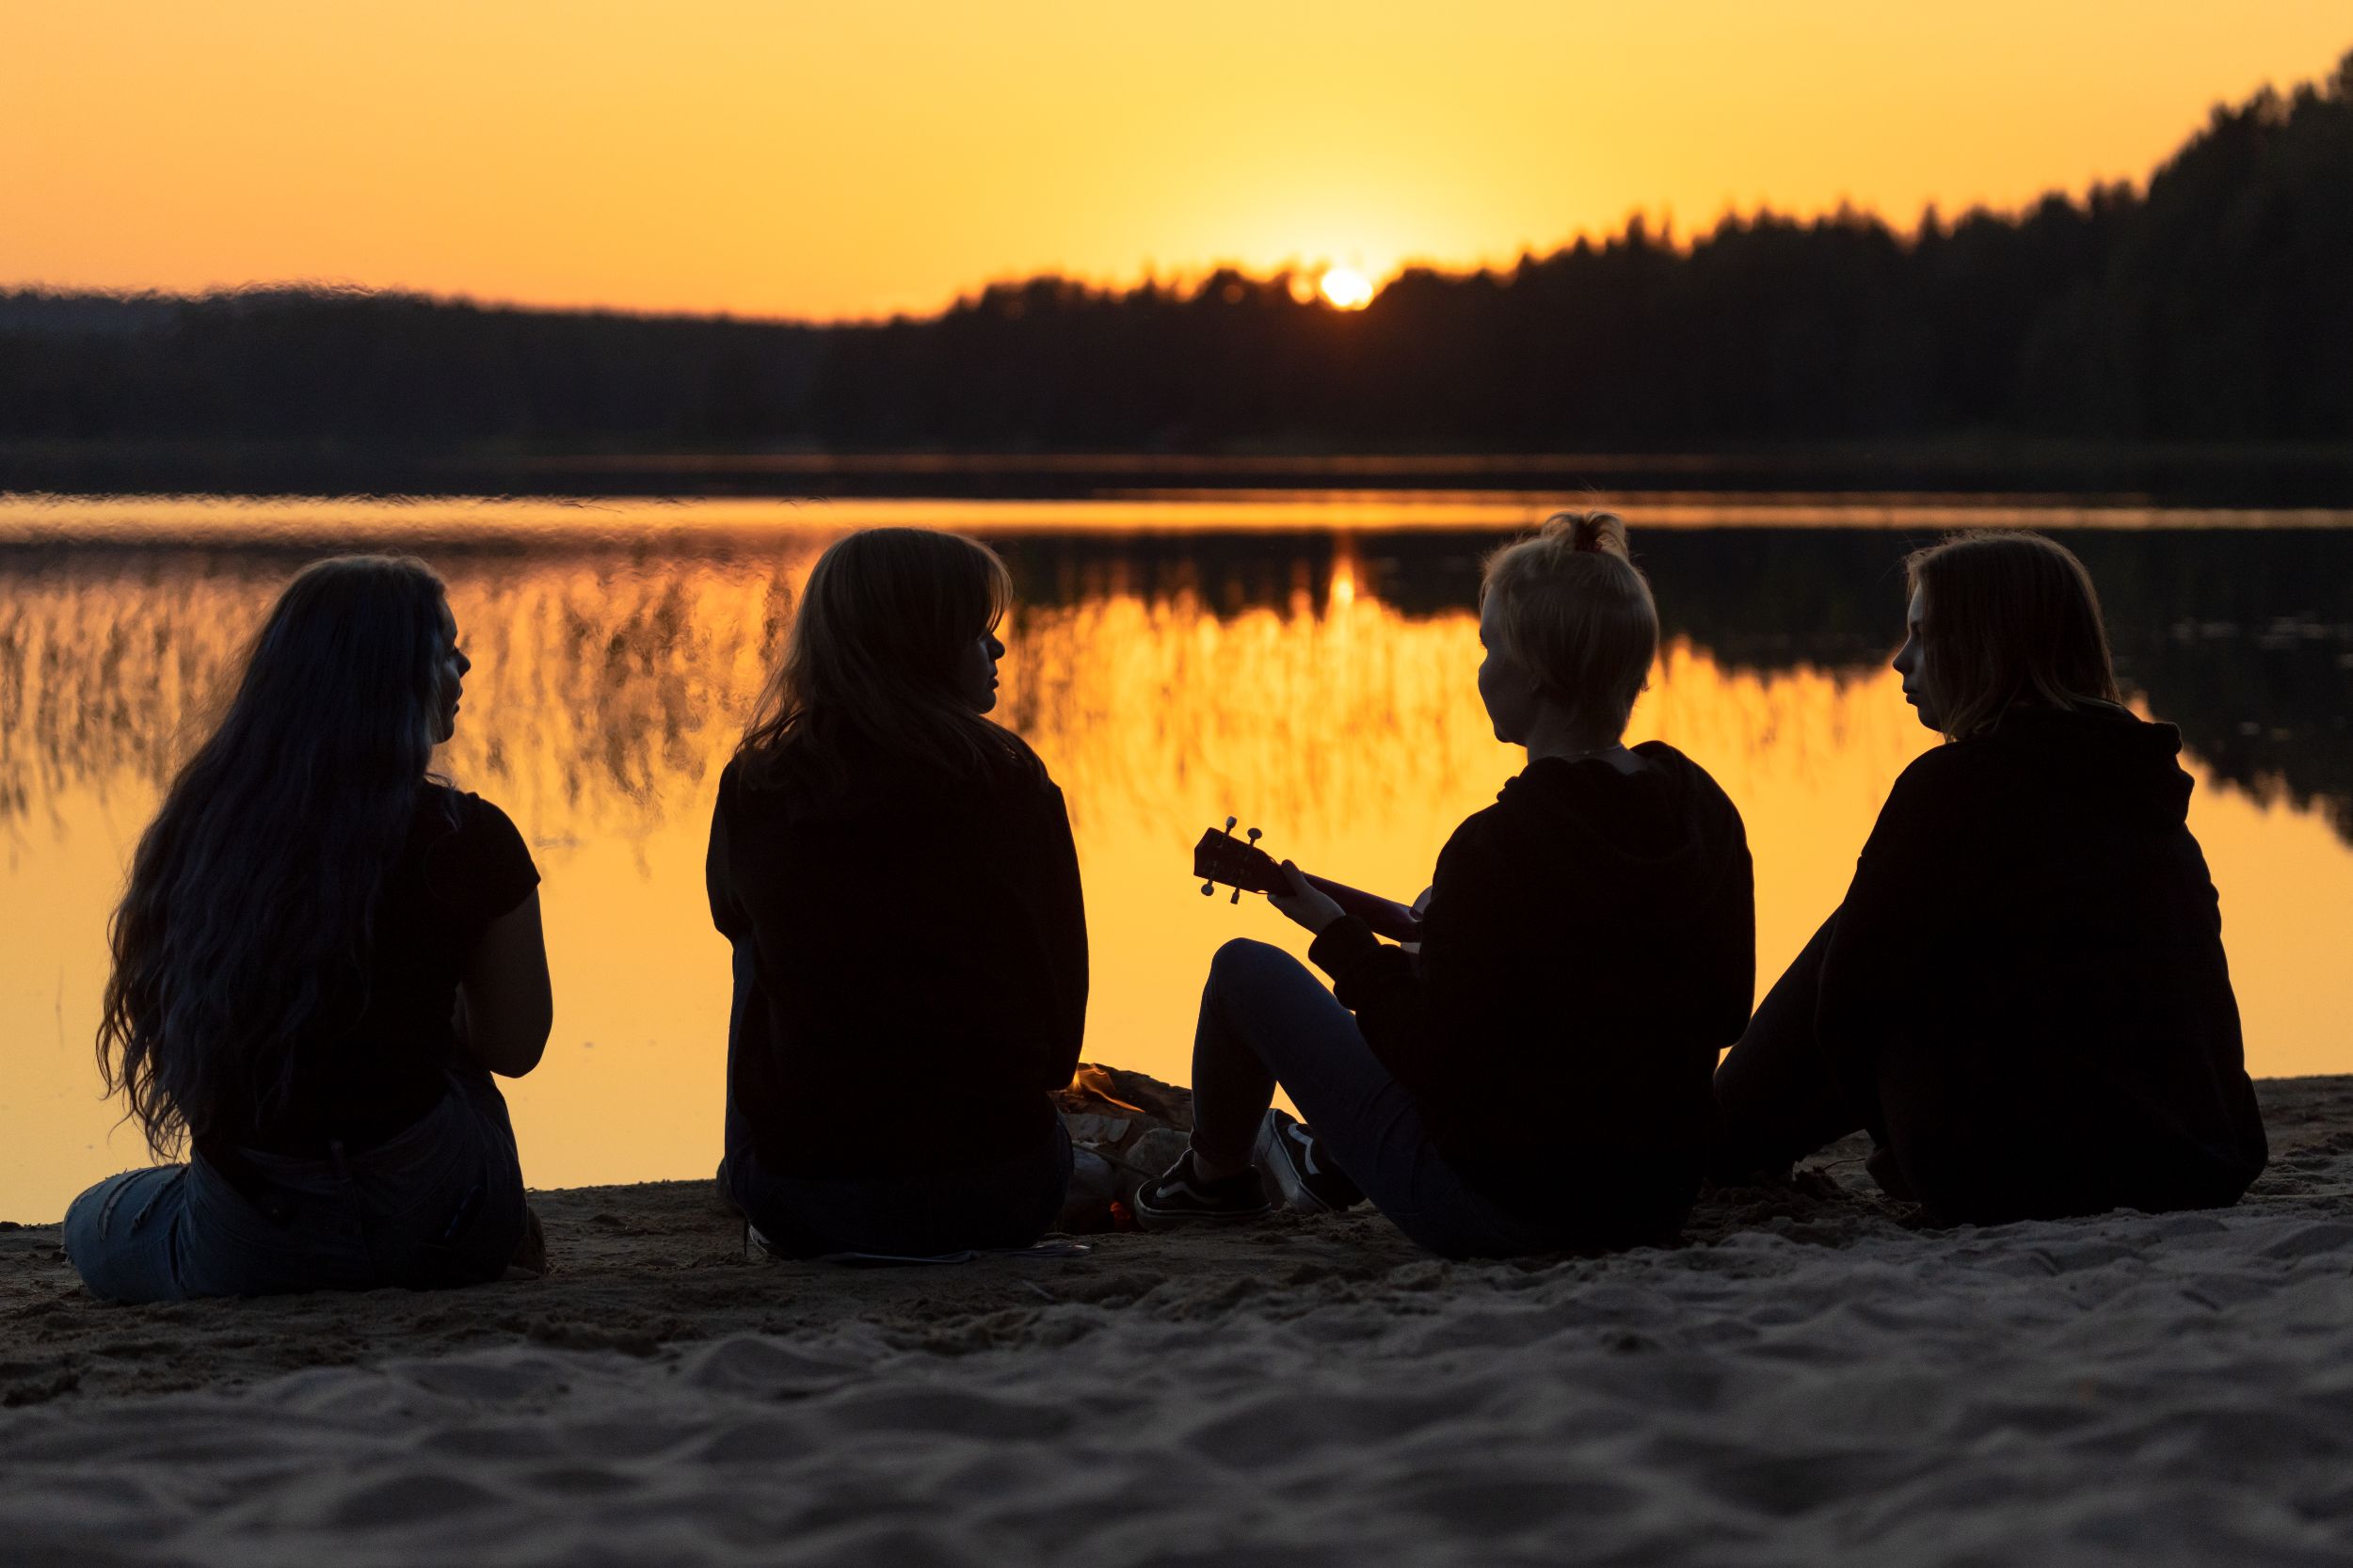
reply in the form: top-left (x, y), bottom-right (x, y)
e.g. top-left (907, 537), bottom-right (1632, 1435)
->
top-left (1139, 512), bottom-right (1755, 1256)
top-left (1713, 531), bottom-right (2267, 1224)
top-left (708, 527), bottom-right (1086, 1258)
top-left (68, 554), bottom-right (550, 1302)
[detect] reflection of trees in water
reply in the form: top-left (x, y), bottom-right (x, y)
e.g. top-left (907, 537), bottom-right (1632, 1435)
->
top-left (0, 546), bottom-right (1499, 847)
top-left (1003, 592), bottom-right (1510, 846)
top-left (434, 554), bottom-right (804, 840)
top-left (2068, 533), bottom-right (2353, 843)
top-left (4, 528), bottom-right (2347, 843)
top-left (0, 551), bottom-right (279, 824)
top-left (1634, 528), bottom-right (2353, 842)
top-left (0, 548), bottom-right (811, 840)
top-left (996, 529), bottom-right (2353, 842)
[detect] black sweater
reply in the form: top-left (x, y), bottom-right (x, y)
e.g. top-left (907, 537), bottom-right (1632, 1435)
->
top-left (1307, 743), bottom-right (1754, 1246)
top-left (214, 786), bottom-right (539, 1156)
top-left (706, 735), bottom-right (1088, 1177)
top-left (1817, 705), bottom-right (2266, 1223)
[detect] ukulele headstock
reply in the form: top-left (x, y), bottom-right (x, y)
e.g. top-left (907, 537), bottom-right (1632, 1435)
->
top-left (1193, 816), bottom-right (1280, 903)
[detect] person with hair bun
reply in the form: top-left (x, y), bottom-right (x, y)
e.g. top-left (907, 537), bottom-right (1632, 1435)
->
top-left (1712, 531), bottom-right (2266, 1224)
top-left (708, 527), bottom-right (1086, 1258)
top-left (67, 554), bottom-right (550, 1302)
top-left (1137, 512), bottom-right (1755, 1256)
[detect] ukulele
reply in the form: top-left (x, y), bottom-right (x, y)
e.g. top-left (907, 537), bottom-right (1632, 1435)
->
top-left (1191, 818), bottom-right (1424, 944)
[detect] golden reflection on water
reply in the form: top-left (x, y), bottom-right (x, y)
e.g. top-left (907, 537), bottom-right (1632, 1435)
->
top-left (4, 544), bottom-right (2350, 1220)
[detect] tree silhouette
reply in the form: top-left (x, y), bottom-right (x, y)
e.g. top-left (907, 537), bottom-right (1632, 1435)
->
top-left (1, 50), bottom-right (2346, 481)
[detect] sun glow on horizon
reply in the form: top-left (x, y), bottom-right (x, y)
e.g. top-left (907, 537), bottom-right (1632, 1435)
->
top-left (3, 5), bottom-right (2348, 321)
top-left (1317, 267), bottom-right (1376, 310)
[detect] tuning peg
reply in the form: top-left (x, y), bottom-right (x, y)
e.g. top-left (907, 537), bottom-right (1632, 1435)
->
top-left (1246, 827), bottom-right (1262, 849)
top-left (1223, 815), bottom-right (1238, 836)
top-left (1200, 880), bottom-right (1216, 896)
top-left (1229, 886), bottom-right (1241, 904)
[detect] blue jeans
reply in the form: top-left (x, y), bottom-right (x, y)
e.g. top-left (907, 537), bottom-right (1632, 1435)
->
top-left (64, 1069), bottom-right (528, 1304)
top-left (720, 1102), bottom-right (1072, 1258)
top-left (1192, 938), bottom-right (1557, 1259)
top-left (1711, 912), bottom-right (1865, 1175)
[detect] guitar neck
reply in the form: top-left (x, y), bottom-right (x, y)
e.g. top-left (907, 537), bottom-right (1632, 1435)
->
top-left (1301, 872), bottom-right (1423, 945)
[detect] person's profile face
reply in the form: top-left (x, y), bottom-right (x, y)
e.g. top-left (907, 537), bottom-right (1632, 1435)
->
top-left (434, 598), bottom-right (470, 744)
top-left (956, 627), bottom-right (1005, 714)
top-left (1476, 596), bottom-right (1537, 744)
top-left (1893, 584), bottom-right (1940, 732)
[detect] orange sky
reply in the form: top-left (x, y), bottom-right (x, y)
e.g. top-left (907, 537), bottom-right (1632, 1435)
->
top-left (4, 2), bottom-right (2346, 320)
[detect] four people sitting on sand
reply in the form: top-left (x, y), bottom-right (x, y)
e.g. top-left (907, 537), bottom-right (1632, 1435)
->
top-left (61, 520), bottom-right (2269, 1299)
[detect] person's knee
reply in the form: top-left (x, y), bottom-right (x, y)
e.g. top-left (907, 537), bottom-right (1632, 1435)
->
top-left (60, 1176), bottom-right (112, 1262)
top-left (61, 1169), bottom-right (172, 1302)
top-left (1209, 937), bottom-right (1300, 995)
top-left (1210, 936), bottom-right (1286, 971)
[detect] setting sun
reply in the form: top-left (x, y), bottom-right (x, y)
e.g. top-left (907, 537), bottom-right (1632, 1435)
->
top-left (1318, 267), bottom-right (1376, 310)
top-left (4, 6), bottom-right (2347, 316)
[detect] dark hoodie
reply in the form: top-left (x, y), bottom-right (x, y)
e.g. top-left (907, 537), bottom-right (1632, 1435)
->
top-left (1817, 705), bottom-right (2266, 1224)
top-left (1307, 742), bottom-right (1754, 1245)
top-left (706, 736), bottom-right (1088, 1178)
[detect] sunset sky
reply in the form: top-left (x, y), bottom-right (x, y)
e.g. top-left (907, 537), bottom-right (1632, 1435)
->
top-left (5, 1), bottom-right (2347, 320)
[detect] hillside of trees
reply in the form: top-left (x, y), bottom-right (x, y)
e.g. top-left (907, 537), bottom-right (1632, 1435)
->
top-left (2, 50), bottom-right (2346, 486)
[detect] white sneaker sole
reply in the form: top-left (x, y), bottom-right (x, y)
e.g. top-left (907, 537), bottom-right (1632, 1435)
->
top-left (1255, 1111), bottom-right (1337, 1213)
top-left (1131, 1176), bottom-right (1273, 1231)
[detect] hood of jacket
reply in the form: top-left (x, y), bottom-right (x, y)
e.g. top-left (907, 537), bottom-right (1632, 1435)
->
top-left (1962, 703), bottom-right (2195, 833)
top-left (1477, 741), bottom-right (1749, 924)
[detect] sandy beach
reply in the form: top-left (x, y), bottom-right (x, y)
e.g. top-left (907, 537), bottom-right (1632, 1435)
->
top-left (5, 1073), bottom-right (2352, 1565)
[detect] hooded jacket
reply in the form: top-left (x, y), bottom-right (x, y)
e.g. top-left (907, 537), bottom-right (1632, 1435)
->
top-left (706, 734), bottom-right (1087, 1178)
top-left (1817, 704), bottom-right (2266, 1224)
top-left (1308, 742), bottom-right (1754, 1245)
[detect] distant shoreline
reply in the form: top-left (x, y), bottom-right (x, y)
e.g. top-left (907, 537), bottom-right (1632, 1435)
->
top-left (6, 440), bottom-right (2353, 507)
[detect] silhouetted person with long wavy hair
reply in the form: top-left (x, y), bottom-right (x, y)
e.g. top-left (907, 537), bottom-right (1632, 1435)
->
top-left (67, 554), bottom-right (551, 1302)
top-left (1712, 531), bottom-right (2267, 1224)
top-left (708, 527), bottom-right (1086, 1258)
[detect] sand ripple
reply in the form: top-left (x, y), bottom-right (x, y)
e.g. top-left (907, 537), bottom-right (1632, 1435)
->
top-left (7, 1192), bottom-right (2353, 1566)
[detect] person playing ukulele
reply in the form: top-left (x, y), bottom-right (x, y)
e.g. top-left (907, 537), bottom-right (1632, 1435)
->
top-left (1139, 513), bottom-right (1754, 1256)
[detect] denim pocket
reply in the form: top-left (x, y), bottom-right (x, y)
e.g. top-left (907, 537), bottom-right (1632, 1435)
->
top-left (179, 1157), bottom-right (367, 1295)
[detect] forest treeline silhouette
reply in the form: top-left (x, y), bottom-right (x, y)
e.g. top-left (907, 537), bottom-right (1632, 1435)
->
top-left (2, 53), bottom-right (2345, 471)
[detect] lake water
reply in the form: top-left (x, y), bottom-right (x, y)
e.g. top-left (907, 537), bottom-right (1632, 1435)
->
top-left (4, 494), bottom-right (2350, 1221)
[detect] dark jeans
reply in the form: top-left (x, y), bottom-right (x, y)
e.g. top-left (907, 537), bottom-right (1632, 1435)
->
top-left (1189, 938), bottom-right (1557, 1260)
top-left (720, 1101), bottom-right (1072, 1258)
top-left (63, 1068), bottom-right (528, 1304)
top-left (1710, 913), bottom-right (1867, 1176)
top-left (1716, 910), bottom-right (2264, 1223)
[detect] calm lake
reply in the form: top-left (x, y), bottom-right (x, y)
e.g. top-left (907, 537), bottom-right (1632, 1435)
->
top-left (4, 494), bottom-right (2350, 1221)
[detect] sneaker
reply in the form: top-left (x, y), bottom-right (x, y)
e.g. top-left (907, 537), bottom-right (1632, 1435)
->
top-left (1131, 1151), bottom-right (1274, 1230)
top-left (1254, 1110), bottom-right (1363, 1213)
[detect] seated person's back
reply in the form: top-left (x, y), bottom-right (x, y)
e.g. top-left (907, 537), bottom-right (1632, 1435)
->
top-left (710, 729), bottom-right (1086, 1179)
top-left (708, 526), bottom-right (1086, 1257)
top-left (66, 553), bottom-right (550, 1304)
top-left (1817, 701), bottom-right (2264, 1221)
top-left (222, 779), bottom-right (542, 1156)
top-left (1403, 739), bottom-right (1753, 1242)
top-left (1714, 530), bottom-right (2265, 1224)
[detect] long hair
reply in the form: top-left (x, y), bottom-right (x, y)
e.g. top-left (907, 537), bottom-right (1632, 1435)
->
top-left (98, 554), bottom-right (452, 1155)
top-left (738, 527), bottom-right (1024, 792)
top-left (1481, 510), bottom-right (1660, 737)
top-left (1905, 531), bottom-right (2124, 741)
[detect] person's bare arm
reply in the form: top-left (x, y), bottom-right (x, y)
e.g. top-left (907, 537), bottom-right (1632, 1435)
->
top-left (455, 890), bottom-right (552, 1077)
